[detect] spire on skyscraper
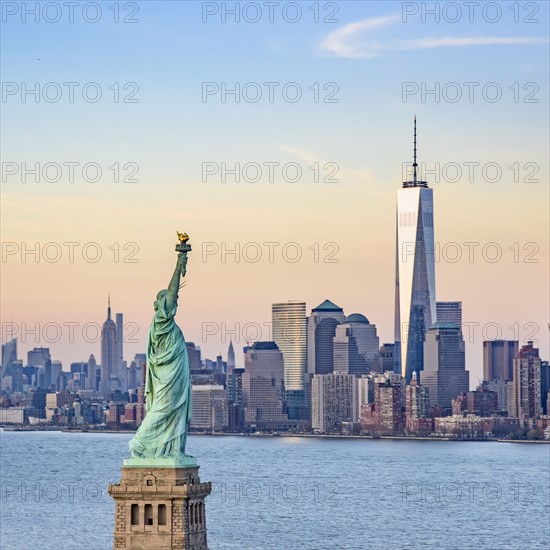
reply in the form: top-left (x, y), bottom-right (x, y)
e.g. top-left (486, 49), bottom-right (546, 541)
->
top-left (108, 293), bottom-right (111, 320)
top-left (403, 117), bottom-right (428, 188)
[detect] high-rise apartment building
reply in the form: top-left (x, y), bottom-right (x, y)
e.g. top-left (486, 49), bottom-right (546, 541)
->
top-left (311, 372), bottom-right (358, 433)
top-left (508, 342), bottom-right (542, 423)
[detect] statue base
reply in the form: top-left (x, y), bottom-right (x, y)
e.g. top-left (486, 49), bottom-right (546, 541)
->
top-left (108, 461), bottom-right (211, 550)
top-left (123, 456), bottom-right (198, 468)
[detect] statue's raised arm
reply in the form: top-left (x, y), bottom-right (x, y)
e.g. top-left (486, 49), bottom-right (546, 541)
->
top-left (165, 252), bottom-right (187, 312)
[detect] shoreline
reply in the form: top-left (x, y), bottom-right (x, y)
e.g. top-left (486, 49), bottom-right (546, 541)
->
top-left (1, 426), bottom-right (548, 443)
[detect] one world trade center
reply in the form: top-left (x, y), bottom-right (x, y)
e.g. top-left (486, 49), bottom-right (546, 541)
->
top-left (394, 118), bottom-right (437, 382)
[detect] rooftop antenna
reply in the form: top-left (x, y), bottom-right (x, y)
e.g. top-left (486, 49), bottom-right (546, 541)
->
top-left (413, 116), bottom-right (418, 184)
top-left (403, 117), bottom-right (428, 188)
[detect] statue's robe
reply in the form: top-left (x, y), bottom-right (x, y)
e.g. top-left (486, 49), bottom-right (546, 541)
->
top-left (129, 293), bottom-right (191, 458)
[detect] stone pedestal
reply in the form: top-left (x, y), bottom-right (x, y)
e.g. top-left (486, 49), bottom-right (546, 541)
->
top-left (108, 458), bottom-right (212, 550)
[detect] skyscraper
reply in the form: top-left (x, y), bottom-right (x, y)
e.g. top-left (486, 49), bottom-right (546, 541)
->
top-left (186, 342), bottom-right (202, 370)
top-left (483, 340), bottom-right (518, 382)
top-left (272, 301), bottom-right (307, 419)
top-left (333, 313), bottom-right (379, 375)
top-left (242, 342), bottom-right (287, 426)
top-left (508, 341), bottom-right (542, 423)
top-left (87, 354), bottom-right (97, 390)
top-left (101, 296), bottom-right (118, 395)
top-left (27, 347), bottom-right (51, 368)
top-left (376, 380), bottom-right (405, 435)
top-left (307, 300), bottom-right (345, 376)
top-left (436, 301), bottom-right (462, 327)
top-left (395, 118), bottom-right (437, 382)
top-left (422, 323), bottom-right (469, 413)
top-left (405, 372), bottom-right (431, 434)
top-left (1, 338), bottom-right (17, 380)
top-left (311, 373), bottom-right (358, 433)
top-left (227, 339), bottom-right (236, 373)
top-left (541, 361), bottom-right (550, 415)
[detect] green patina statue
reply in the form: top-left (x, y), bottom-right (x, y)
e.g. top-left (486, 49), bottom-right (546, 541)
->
top-left (127, 233), bottom-right (193, 463)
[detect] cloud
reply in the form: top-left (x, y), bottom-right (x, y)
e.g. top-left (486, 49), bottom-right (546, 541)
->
top-left (320, 15), bottom-right (549, 58)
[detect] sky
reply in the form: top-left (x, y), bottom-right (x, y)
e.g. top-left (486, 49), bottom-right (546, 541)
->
top-left (1, 0), bottom-right (549, 386)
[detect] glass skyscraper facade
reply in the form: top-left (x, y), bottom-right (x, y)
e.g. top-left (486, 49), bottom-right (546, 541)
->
top-left (272, 301), bottom-right (307, 419)
top-left (394, 119), bottom-right (437, 382)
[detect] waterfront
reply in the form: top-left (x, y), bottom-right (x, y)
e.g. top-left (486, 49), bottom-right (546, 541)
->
top-left (0, 430), bottom-right (548, 549)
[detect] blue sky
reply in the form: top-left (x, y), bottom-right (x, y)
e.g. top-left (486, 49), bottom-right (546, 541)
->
top-left (1, 1), bottom-right (549, 380)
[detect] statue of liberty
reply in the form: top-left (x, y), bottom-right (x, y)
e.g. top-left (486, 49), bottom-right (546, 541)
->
top-left (128, 233), bottom-right (193, 461)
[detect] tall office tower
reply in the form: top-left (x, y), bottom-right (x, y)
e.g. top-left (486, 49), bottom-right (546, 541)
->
top-left (27, 347), bottom-right (51, 368)
top-left (50, 361), bottom-right (63, 390)
top-left (116, 312), bottom-right (124, 369)
top-left (227, 339), bottom-right (236, 373)
top-left (483, 340), bottom-right (519, 382)
top-left (333, 313), bottom-right (379, 375)
top-left (215, 355), bottom-right (224, 373)
top-left (87, 354), bottom-right (97, 390)
top-left (186, 342), bottom-right (202, 370)
top-left (394, 118), bottom-right (437, 382)
top-left (101, 296), bottom-right (118, 396)
top-left (242, 342), bottom-right (287, 426)
top-left (127, 361), bottom-right (137, 391)
top-left (375, 343), bottom-right (395, 374)
top-left (3, 360), bottom-right (24, 392)
top-left (115, 312), bottom-right (126, 392)
top-left (71, 362), bottom-right (88, 389)
top-left (540, 361), bottom-right (550, 415)
top-left (508, 341), bottom-right (542, 423)
top-left (307, 300), bottom-right (345, 375)
top-left (133, 353), bottom-right (146, 386)
top-left (272, 301), bottom-right (307, 420)
top-left (422, 323), bottom-right (470, 413)
top-left (43, 359), bottom-right (53, 389)
top-left (311, 373), bottom-right (358, 434)
top-left (1, 338), bottom-right (18, 379)
top-left (436, 301), bottom-right (462, 326)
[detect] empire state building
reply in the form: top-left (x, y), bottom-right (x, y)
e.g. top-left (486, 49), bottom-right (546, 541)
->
top-left (101, 295), bottom-right (118, 395)
top-left (394, 118), bottom-right (437, 382)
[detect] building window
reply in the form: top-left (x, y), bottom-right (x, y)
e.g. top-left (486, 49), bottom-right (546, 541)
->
top-left (158, 504), bottom-right (166, 526)
top-left (131, 504), bottom-right (139, 525)
top-left (144, 504), bottom-right (153, 526)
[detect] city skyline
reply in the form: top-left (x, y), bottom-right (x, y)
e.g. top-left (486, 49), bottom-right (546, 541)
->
top-left (2, 3), bottom-right (548, 387)
top-left (1, 3), bottom-right (548, 549)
